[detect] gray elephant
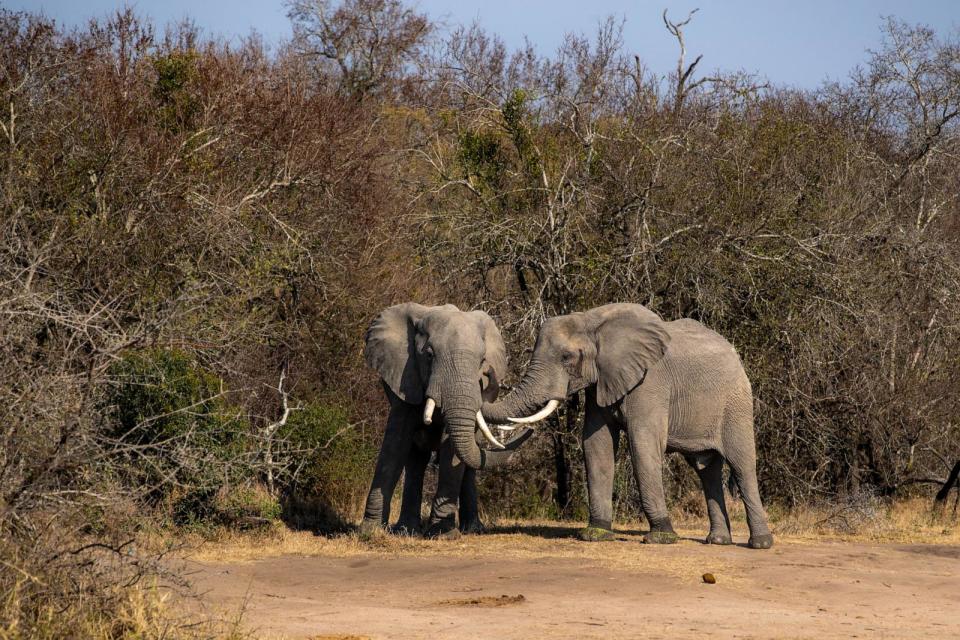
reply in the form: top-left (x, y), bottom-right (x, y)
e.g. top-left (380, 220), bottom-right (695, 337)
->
top-left (360, 303), bottom-right (531, 537)
top-left (481, 303), bottom-right (774, 549)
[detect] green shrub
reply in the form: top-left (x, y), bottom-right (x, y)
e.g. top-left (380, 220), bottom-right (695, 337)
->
top-left (278, 403), bottom-right (376, 520)
top-left (105, 349), bottom-right (250, 521)
top-left (458, 129), bottom-right (505, 190)
top-left (152, 50), bottom-right (200, 131)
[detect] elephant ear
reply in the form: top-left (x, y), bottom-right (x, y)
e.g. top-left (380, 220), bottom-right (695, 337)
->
top-left (364, 303), bottom-right (432, 404)
top-left (593, 308), bottom-right (671, 407)
top-left (470, 310), bottom-right (508, 402)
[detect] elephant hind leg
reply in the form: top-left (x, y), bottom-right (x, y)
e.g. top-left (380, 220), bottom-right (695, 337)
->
top-left (723, 429), bottom-right (773, 549)
top-left (686, 452), bottom-right (732, 545)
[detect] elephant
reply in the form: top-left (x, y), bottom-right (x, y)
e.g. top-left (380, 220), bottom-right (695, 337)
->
top-left (360, 303), bottom-right (531, 537)
top-left (480, 303), bottom-right (774, 549)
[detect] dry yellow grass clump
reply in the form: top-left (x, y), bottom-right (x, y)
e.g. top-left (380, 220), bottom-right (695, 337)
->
top-left (0, 579), bottom-right (249, 640)
top-left (765, 497), bottom-right (960, 543)
top-left (182, 521), bottom-right (736, 582)
top-left (183, 497), bottom-right (958, 573)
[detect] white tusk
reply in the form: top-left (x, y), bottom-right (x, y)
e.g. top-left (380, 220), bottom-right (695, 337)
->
top-left (508, 399), bottom-right (560, 424)
top-left (476, 411), bottom-right (506, 450)
top-left (496, 425), bottom-right (519, 432)
top-left (423, 398), bottom-right (436, 425)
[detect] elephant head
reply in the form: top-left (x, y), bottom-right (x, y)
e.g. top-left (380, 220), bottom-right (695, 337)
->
top-left (365, 303), bottom-right (530, 469)
top-left (481, 303), bottom-right (671, 430)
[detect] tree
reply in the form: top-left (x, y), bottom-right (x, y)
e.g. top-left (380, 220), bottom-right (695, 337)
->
top-left (287, 0), bottom-right (432, 97)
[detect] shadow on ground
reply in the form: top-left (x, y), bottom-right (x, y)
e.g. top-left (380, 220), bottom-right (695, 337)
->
top-left (486, 522), bottom-right (708, 545)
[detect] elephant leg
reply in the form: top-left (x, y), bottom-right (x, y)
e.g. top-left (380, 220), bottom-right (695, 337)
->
top-left (726, 444), bottom-right (773, 549)
top-left (625, 413), bottom-right (677, 544)
top-left (686, 453), bottom-right (732, 545)
top-left (361, 402), bottom-right (416, 533)
top-left (458, 468), bottom-right (484, 534)
top-left (579, 391), bottom-right (619, 542)
top-left (424, 435), bottom-right (465, 539)
top-left (394, 443), bottom-right (431, 535)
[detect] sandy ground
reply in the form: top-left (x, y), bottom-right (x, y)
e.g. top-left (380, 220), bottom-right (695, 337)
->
top-left (181, 525), bottom-right (960, 639)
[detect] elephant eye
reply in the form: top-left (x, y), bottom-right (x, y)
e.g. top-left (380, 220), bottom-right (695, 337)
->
top-left (423, 345), bottom-right (434, 358)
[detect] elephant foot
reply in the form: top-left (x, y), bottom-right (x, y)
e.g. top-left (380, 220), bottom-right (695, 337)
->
top-left (424, 517), bottom-right (460, 540)
top-left (748, 533), bottom-right (774, 549)
top-left (459, 519), bottom-right (486, 535)
top-left (358, 518), bottom-right (387, 541)
top-left (643, 518), bottom-right (678, 544)
top-left (705, 532), bottom-right (732, 546)
top-left (643, 530), bottom-right (679, 544)
top-left (578, 526), bottom-right (615, 542)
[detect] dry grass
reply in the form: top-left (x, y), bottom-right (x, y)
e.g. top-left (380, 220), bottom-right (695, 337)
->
top-left (0, 579), bottom-right (250, 640)
top-left (180, 497), bottom-right (959, 580)
top-left (181, 521), bottom-right (740, 582)
top-left (766, 496), bottom-right (960, 543)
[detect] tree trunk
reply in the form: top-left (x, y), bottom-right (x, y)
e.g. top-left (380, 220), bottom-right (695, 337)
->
top-left (552, 392), bottom-right (580, 518)
top-left (552, 427), bottom-right (569, 517)
top-left (934, 460), bottom-right (960, 505)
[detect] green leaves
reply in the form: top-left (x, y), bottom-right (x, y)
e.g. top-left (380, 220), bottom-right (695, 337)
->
top-left (151, 50), bottom-right (200, 132)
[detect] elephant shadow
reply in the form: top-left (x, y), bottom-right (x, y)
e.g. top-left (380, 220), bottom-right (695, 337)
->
top-left (608, 526), bottom-right (762, 548)
top-left (484, 522), bottom-right (584, 539)
top-left (487, 522), bottom-right (726, 545)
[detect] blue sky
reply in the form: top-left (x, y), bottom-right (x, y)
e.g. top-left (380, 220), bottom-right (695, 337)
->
top-left (9, 1), bottom-right (960, 88)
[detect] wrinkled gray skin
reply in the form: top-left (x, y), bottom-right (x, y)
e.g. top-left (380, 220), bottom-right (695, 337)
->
top-left (482, 303), bottom-right (773, 549)
top-left (360, 303), bottom-right (531, 537)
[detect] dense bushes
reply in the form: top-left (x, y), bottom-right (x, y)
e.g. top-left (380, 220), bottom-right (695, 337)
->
top-left (106, 350), bottom-right (248, 507)
top-left (103, 349), bottom-right (375, 527)
top-left (279, 403), bottom-right (376, 512)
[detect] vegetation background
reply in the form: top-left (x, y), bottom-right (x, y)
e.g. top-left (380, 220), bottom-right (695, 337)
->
top-left (2, 1), bottom-right (959, 636)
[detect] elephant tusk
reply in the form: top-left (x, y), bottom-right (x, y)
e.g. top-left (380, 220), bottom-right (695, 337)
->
top-left (476, 411), bottom-right (506, 450)
top-left (495, 425), bottom-right (519, 431)
top-left (423, 398), bottom-right (436, 425)
top-left (508, 399), bottom-right (560, 424)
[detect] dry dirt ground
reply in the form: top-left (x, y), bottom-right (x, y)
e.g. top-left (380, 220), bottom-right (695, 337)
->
top-left (181, 523), bottom-right (960, 640)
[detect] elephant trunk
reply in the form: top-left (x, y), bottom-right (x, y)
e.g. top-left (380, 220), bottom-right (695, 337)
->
top-left (447, 407), bottom-right (530, 470)
top-left (482, 358), bottom-right (558, 424)
top-left (435, 352), bottom-right (527, 470)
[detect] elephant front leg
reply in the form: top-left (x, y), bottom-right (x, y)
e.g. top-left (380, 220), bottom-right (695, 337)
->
top-left (394, 443), bottom-right (431, 535)
top-left (579, 395), bottom-right (619, 542)
top-left (424, 435), bottom-right (465, 539)
top-left (361, 404), bottom-right (415, 534)
top-left (626, 417), bottom-right (677, 544)
top-left (458, 468), bottom-right (485, 534)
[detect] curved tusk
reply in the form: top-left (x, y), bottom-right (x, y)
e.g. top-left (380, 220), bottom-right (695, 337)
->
top-left (508, 399), bottom-right (560, 424)
top-left (423, 398), bottom-right (436, 425)
top-left (476, 411), bottom-right (506, 450)
top-left (495, 425), bottom-right (519, 432)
